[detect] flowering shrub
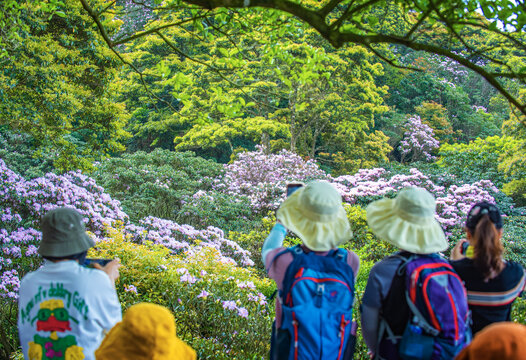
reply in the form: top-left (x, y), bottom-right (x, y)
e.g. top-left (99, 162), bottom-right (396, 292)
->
top-left (0, 158), bottom-right (252, 310)
top-left (398, 115), bottom-right (440, 163)
top-left (1, 159), bottom-right (128, 236)
top-left (333, 167), bottom-right (501, 239)
top-left (125, 216), bottom-right (254, 266)
top-left (91, 228), bottom-right (274, 359)
top-left (214, 146), bottom-right (329, 212)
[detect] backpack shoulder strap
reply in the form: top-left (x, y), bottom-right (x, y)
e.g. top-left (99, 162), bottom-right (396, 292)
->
top-left (376, 252), bottom-right (417, 354)
top-left (404, 292), bottom-right (440, 336)
top-left (265, 245), bottom-right (302, 273)
top-left (328, 247), bottom-right (347, 262)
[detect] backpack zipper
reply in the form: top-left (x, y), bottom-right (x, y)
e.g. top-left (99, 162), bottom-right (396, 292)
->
top-left (292, 311), bottom-right (299, 360)
top-left (421, 270), bottom-right (464, 340)
top-left (286, 277), bottom-right (352, 306)
top-left (337, 314), bottom-right (350, 360)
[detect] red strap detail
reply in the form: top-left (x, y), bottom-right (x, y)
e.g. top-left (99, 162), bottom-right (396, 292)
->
top-left (410, 262), bottom-right (452, 302)
top-left (287, 276), bottom-right (352, 307)
top-left (292, 312), bottom-right (298, 360)
top-left (421, 270), bottom-right (463, 333)
top-left (446, 290), bottom-right (459, 341)
top-left (337, 315), bottom-right (349, 360)
top-left (295, 268), bottom-right (304, 279)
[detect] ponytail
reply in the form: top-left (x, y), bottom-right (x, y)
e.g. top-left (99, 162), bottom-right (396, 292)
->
top-left (472, 214), bottom-right (503, 280)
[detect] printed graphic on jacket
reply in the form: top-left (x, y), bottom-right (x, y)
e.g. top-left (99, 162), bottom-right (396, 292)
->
top-left (20, 283), bottom-right (88, 360)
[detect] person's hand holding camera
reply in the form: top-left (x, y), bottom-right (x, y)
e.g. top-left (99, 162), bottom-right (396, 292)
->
top-left (94, 258), bottom-right (121, 286)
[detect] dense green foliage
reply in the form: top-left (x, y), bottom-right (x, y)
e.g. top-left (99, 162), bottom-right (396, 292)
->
top-left (0, 0), bottom-right (130, 171)
top-left (92, 149), bottom-right (223, 221)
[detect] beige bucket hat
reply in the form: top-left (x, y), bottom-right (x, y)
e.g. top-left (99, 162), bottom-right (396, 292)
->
top-left (366, 187), bottom-right (447, 254)
top-left (276, 180), bottom-right (353, 251)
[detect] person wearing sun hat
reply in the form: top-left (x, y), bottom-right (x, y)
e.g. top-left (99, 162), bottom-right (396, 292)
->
top-left (18, 207), bottom-right (122, 360)
top-left (95, 303), bottom-right (196, 360)
top-left (262, 180), bottom-right (359, 359)
top-left (454, 322), bottom-right (526, 360)
top-left (361, 187), bottom-right (458, 358)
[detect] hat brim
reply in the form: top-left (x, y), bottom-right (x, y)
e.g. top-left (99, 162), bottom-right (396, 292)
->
top-left (366, 198), bottom-right (447, 254)
top-left (38, 232), bottom-right (95, 257)
top-left (277, 188), bottom-right (353, 252)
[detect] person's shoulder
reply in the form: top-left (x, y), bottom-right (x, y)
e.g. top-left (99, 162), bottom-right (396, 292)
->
top-left (503, 261), bottom-right (525, 277)
top-left (19, 266), bottom-right (45, 285)
top-left (449, 257), bottom-right (473, 267)
top-left (344, 249), bottom-right (359, 261)
top-left (505, 260), bottom-right (524, 271)
top-left (77, 265), bottom-right (113, 286)
top-left (369, 254), bottom-right (404, 274)
top-left (265, 247), bottom-right (290, 268)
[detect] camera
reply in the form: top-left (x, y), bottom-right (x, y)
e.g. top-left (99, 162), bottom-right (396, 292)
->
top-left (460, 242), bottom-right (473, 258)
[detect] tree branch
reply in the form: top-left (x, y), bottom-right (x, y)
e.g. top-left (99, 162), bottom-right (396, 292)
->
top-left (405, 7), bottom-right (433, 39)
top-left (80, 0), bottom-right (526, 119)
top-left (79, 0), bottom-right (178, 112)
top-left (318, 0), bottom-right (344, 17)
top-left (113, 14), bottom-right (211, 46)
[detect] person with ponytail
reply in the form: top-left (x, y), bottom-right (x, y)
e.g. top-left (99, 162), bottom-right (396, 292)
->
top-left (450, 201), bottom-right (526, 334)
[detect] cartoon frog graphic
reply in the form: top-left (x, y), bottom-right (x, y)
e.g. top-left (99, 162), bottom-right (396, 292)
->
top-left (27, 299), bottom-right (85, 360)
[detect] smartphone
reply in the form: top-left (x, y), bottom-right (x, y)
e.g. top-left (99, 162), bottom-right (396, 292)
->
top-left (286, 182), bottom-right (304, 197)
top-left (83, 258), bottom-right (112, 268)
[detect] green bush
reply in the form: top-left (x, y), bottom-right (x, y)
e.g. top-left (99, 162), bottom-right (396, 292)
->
top-left (346, 205), bottom-right (396, 263)
top-left (91, 149), bottom-right (224, 222)
top-left (437, 136), bottom-right (509, 187)
top-left (503, 216), bottom-right (526, 268)
top-left (0, 127), bottom-right (55, 179)
top-left (177, 190), bottom-right (260, 233)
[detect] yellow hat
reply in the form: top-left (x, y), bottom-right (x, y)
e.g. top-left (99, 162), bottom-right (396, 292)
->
top-left (95, 303), bottom-right (196, 360)
top-left (277, 181), bottom-right (353, 251)
top-left (366, 187), bottom-right (447, 254)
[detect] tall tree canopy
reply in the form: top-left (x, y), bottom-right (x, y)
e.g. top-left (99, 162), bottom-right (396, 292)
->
top-left (0, 0), bottom-right (130, 171)
top-left (81, 0), bottom-right (526, 120)
top-left (115, 9), bottom-right (391, 169)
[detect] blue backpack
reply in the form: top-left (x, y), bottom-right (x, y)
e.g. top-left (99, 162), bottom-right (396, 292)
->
top-left (269, 245), bottom-right (356, 360)
top-left (377, 253), bottom-right (471, 360)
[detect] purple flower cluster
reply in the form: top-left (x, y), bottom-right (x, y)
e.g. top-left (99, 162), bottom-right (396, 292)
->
top-left (333, 168), bottom-right (499, 235)
top-left (0, 269), bottom-right (20, 299)
top-left (333, 168), bottom-right (444, 202)
top-left (222, 300), bottom-right (249, 318)
top-left (398, 116), bottom-right (440, 163)
top-left (214, 146), bottom-right (329, 211)
top-left (0, 159), bottom-right (128, 236)
top-left (214, 148), bottom-right (502, 236)
top-left (125, 216), bottom-right (254, 266)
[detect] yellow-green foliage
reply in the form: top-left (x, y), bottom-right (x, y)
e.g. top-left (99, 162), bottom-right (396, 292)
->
top-left (0, 0), bottom-right (130, 171)
top-left (345, 204), bottom-right (396, 262)
top-left (90, 227), bottom-right (274, 359)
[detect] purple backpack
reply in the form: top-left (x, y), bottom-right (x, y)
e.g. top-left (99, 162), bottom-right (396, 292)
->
top-left (377, 253), bottom-right (471, 360)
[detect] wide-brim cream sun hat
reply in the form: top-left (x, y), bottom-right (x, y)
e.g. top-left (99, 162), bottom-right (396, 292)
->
top-left (366, 187), bottom-right (447, 254)
top-left (276, 180), bottom-right (353, 252)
